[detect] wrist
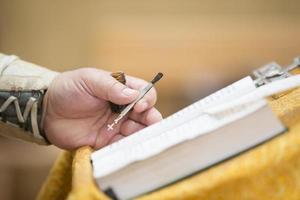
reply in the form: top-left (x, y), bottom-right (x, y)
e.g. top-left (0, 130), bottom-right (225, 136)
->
top-left (41, 90), bottom-right (51, 143)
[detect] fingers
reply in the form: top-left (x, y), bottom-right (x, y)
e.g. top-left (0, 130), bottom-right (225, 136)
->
top-left (93, 112), bottom-right (127, 149)
top-left (120, 119), bottom-right (146, 136)
top-left (79, 68), bottom-right (139, 105)
top-left (103, 119), bottom-right (149, 146)
top-left (129, 107), bottom-right (163, 126)
top-left (126, 76), bottom-right (158, 113)
top-left (106, 109), bottom-right (162, 147)
top-left (94, 108), bottom-right (162, 149)
top-left (95, 119), bottom-right (146, 148)
top-left (78, 68), bottom-right (158, 111)
top-left (108, 134), bottom-right (125, 144)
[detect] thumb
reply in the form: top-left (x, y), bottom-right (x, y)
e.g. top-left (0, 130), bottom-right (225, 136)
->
top-left (80, 68), bottom-right (139, 105)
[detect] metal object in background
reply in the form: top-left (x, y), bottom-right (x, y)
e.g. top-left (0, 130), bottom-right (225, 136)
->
top-left (253, 57), bottom-right (300, 87)
top-left (110, 71), bottom-right (127, 113)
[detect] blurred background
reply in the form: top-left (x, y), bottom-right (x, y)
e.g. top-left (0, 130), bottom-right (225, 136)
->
top-left (0, 0), bottom-right (299, 199)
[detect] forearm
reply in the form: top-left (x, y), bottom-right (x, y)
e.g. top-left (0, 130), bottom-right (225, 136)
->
top-left (0, 53), bottom-right (58, 144)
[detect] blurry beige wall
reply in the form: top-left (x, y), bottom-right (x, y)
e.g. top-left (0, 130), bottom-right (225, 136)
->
top-left (0, 0), bottom-right (300, 199)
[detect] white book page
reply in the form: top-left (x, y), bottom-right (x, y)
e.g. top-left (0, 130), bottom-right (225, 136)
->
top-left (93, 99), bottom-right (267, 177)
top-left (92, 76), bottom-right (256, 161)
top-left (93, 74), bottom-right (300, 177)
top-left (204, 74), bottom-right (300, 114)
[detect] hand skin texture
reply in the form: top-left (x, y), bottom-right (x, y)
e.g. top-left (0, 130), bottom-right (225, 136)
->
top-left (43, 68), bottom-right (163, 150)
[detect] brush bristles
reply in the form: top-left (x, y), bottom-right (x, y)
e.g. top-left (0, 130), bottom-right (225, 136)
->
top-left (151, 72), bottom-right (164, 84)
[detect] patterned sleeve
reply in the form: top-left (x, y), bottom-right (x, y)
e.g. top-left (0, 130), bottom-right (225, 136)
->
top-left (0, 53), bottom-right (59, 144)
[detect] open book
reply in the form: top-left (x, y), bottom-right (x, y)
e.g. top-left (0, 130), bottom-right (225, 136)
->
top-left (92, 73), bottom-right (300, 200)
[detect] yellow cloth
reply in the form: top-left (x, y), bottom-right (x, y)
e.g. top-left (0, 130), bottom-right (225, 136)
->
top-left (37, 87), bottom-right (300, 200)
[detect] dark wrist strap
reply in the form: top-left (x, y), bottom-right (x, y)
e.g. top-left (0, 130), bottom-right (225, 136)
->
top-left (0, 90), bottom-right (50, 143)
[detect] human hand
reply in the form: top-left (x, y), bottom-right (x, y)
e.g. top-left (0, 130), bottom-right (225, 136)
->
top-left (43, 68), bottom-right (162, 150)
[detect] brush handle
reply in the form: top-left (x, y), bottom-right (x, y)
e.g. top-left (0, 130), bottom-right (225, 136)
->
top-left (114, 83), bottom-right (153, 124)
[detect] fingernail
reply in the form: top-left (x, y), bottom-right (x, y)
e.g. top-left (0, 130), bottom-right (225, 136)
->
top-left (122, 88), bottom-right (138, 96)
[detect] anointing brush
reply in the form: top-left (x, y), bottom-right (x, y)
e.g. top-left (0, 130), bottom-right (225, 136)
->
top-left (107, 72), bottom-right (164, 131)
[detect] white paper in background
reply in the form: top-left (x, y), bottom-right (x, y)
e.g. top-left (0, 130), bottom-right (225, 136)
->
top-left (204, 74), bottom-right (300, 114)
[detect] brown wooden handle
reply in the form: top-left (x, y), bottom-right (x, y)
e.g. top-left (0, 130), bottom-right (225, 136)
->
top-left (109, 71), bottom-right (127, 113)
